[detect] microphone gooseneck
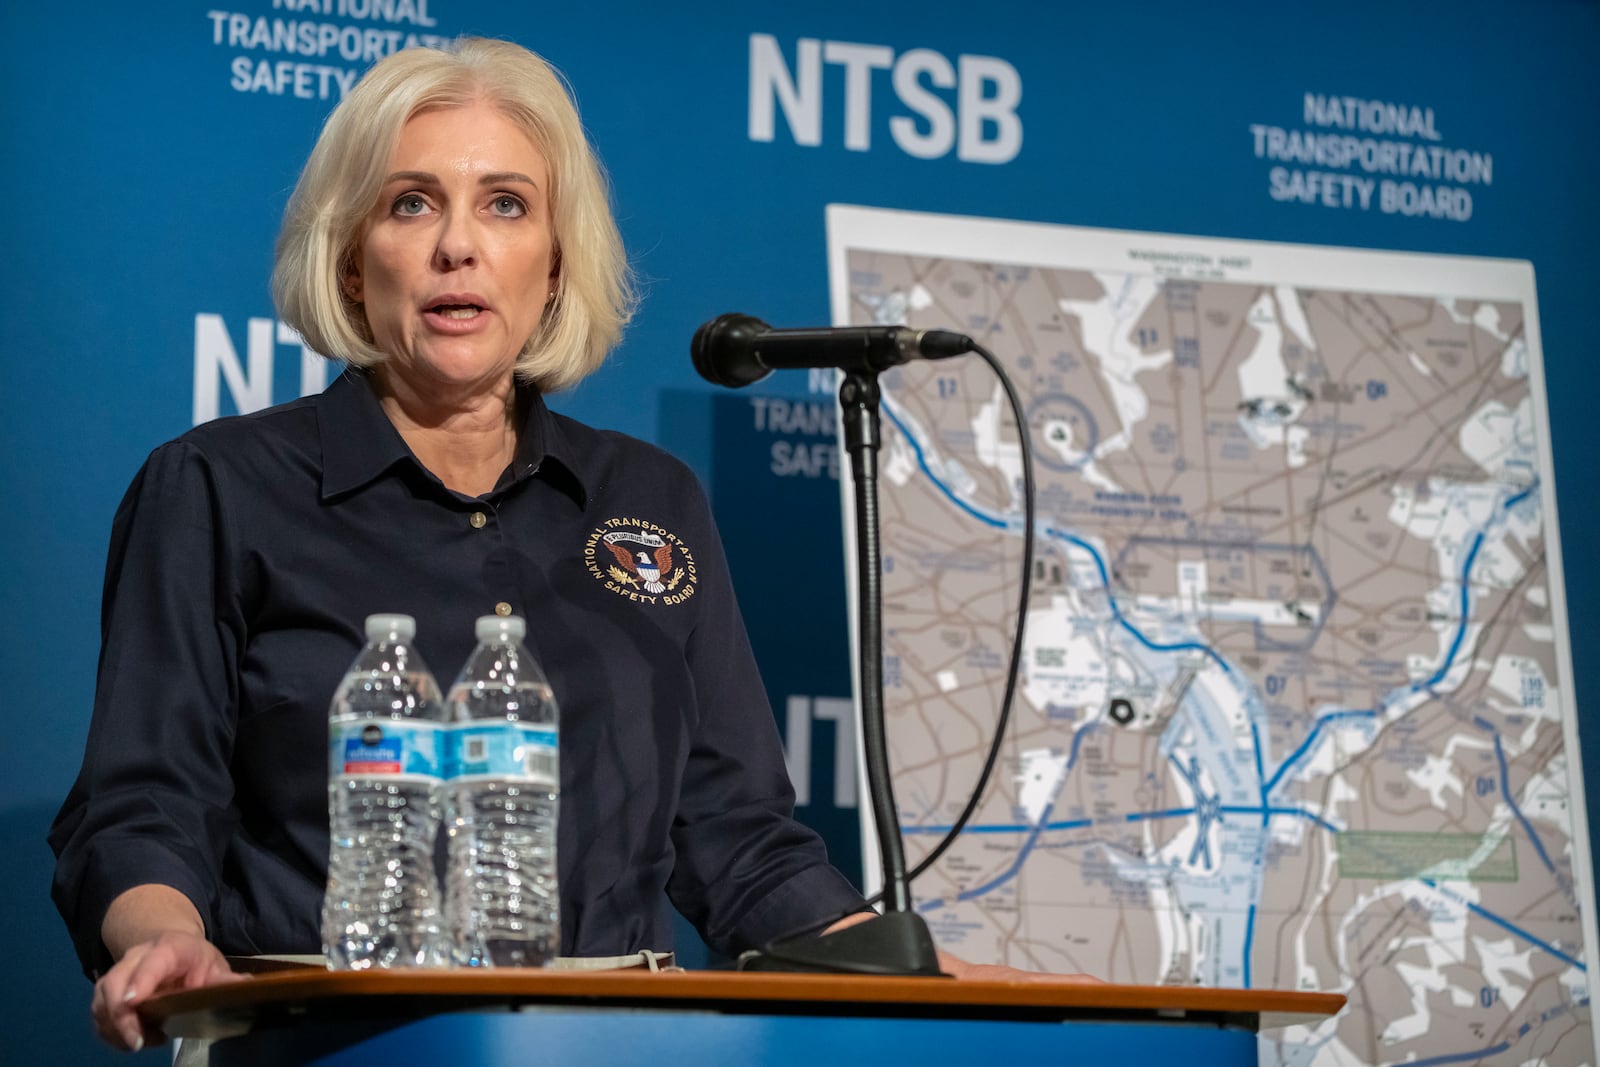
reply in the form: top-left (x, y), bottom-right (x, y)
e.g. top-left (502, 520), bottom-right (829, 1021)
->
top-left (692, 311), bottom-right (984, 977)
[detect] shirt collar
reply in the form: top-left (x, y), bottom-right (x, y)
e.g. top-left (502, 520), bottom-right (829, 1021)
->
top-left (317, 368), bottom-right (589, 508)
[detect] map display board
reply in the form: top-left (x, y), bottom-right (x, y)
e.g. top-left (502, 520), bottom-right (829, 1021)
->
top-left (828, 206), bottom-right (1598, 1065)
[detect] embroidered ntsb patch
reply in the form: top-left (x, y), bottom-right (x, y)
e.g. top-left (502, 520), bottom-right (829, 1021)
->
top-left (584, 518), bottom-right (698, 605)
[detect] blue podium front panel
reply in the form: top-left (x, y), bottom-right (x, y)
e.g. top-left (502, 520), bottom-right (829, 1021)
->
top-left (209, 1006), bottom-right (1258, 1066)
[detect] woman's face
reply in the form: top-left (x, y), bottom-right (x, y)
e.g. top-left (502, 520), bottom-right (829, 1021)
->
top-left (349, 100), bottom-right (557, 396)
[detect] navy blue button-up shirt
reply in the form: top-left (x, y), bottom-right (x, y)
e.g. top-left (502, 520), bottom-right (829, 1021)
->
top-left (50, 369), bottom-right (864, 975)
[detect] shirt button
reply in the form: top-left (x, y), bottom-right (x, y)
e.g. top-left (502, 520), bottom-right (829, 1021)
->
top-left (470, 511), bottom-right (488, 529)
top-left (495, 602), bottom-right (513, 617)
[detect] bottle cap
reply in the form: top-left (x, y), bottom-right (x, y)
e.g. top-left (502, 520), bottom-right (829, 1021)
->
top-left (475, 614), bottom-right (526, 641)
top-left (364, 613), bottom-right (417, 641)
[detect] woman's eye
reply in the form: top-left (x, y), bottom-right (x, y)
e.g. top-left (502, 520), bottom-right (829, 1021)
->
top-left (393, 194), bottom-right (428, 216)
top-left (491, 195), bottom-right (526, 217)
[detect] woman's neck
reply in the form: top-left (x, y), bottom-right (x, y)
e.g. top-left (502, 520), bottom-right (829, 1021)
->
top-left (374, 369), bottom-right (519, 498)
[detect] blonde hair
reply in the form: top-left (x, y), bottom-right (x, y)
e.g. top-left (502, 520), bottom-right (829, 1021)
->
top-left (273, 37), bottom-right (633, 392)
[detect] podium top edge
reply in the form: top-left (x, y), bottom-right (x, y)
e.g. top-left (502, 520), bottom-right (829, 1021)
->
top-left (148, 966), bottom-right (1346, 1039)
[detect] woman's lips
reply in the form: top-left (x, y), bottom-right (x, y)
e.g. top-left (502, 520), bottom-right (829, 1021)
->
top-left (423, 305), bottom-right (493, 333)
top-left (422, 294), bottom-right (492, 332)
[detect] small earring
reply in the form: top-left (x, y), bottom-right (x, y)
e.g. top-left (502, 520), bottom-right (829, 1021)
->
top-left (547, 288), bottom-right (556, 300)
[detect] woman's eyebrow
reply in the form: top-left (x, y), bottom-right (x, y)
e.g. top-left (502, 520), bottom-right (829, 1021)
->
top-left (478, 171), bottom-right (539, 187)
top-left (380, 171), bottom-right (539, 187)
top-left (382, 170), bottom-right (438, 184)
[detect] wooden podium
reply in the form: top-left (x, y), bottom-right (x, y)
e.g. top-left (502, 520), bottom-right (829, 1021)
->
top-left (149, 966), bottom-right (1344, 1066)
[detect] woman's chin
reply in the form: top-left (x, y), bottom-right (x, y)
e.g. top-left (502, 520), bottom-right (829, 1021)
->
top-left (381, 346), bottom-right (520, 396)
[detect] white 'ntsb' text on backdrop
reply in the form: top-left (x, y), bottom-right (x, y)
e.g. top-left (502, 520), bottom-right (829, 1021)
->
top-left (748, 34), bottom-right (1022, 164)
top-left (194, 314), bottom-right (329, 424)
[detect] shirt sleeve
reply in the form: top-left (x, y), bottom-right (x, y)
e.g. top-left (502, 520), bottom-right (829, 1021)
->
top-left (664, 485), bottom-right (867, 957)
top-left (48, 440), bottom-right (245, 977)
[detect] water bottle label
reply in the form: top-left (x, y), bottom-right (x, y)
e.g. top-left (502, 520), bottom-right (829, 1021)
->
top-left (331, 719), bottom-right (443, 781)
top-left (446, 724), bottom-right (559, 784)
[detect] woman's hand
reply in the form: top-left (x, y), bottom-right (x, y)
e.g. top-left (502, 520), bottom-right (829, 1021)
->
top-left (93, 886), bottom-right (246, 1051)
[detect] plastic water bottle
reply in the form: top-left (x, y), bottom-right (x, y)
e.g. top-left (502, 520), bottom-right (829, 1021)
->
top-left (444, 615), bottom-right (561, 967)
top-left (323, 613), bottom-right (449, 970)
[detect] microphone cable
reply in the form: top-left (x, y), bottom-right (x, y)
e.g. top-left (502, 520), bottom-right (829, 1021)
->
top-left (861, 339), bottom-right (1036, 908)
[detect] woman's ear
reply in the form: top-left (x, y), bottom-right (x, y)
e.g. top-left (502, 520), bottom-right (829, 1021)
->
top-left (338, 245), bottom-right (364, 303)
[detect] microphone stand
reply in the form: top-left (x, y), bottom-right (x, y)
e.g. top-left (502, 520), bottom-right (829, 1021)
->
top-left (738, 369), bottom-right (944, 976)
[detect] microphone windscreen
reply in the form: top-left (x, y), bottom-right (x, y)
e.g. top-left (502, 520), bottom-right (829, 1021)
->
top-left (691, 313), bottom-right (772, 388)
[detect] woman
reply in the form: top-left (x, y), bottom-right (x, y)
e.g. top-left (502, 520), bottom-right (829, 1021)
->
top-left (51, 37), bottom-right (870, 1051)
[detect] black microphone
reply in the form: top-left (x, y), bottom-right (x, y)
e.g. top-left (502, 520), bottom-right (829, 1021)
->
top-left (691, 313), bottom-right (974, 389)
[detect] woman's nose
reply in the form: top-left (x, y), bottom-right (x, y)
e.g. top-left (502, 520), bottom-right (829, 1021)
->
top-left (433, 212), bottom-right (479, 270)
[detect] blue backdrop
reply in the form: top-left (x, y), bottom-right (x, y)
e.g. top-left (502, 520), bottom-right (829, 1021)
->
top-left (2, 2), bottom-right (1597, 1062)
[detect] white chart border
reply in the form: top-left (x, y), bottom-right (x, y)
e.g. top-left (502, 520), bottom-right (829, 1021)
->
top-left (826, 203), bottom-right (1598, 1057)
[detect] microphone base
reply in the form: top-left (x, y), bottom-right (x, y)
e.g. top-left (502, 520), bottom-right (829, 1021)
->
top-left (736, 911), bottom-right (948, 977)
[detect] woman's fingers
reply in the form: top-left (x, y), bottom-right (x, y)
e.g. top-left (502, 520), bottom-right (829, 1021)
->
top-left (90, 932), bottom-right (240, 1051)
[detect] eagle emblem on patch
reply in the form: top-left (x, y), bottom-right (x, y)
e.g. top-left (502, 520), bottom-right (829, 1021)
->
top-left (607, 539), bottom-right (674, 593)
top-left (584, 519), bottom-right (698, 605)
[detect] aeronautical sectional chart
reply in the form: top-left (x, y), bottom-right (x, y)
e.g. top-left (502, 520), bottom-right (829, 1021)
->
top-left (827, 204), bottom-right (1598, 1066)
